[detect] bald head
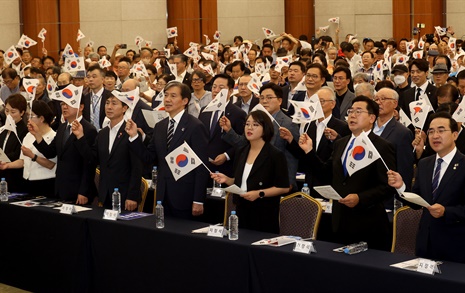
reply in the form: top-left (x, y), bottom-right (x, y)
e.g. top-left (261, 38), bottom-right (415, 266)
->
top-left (121, 79), bottom-right (139, 92)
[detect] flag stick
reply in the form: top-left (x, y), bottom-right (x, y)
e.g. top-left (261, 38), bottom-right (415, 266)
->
top-left (201, 161), bottom-right (213, 174)
top-left (273, 119), bottom-right (281, 128)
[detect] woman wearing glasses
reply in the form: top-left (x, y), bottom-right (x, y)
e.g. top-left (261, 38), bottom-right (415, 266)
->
top-left (212, 110), bottom-right (289, 233)
top-left (188, 71), bottom-right (212, 118)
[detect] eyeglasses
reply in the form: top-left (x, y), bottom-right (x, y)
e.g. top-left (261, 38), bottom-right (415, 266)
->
top-left (245, 122), bottom-right (262, 129)
top-left (319, 99), bottom-right (334, 105)
top-left (305, 74), bottom-right (320, 80)
top-left (347, 109), bottom-right (370, 116)
top-left (373, 97), bottom-right (396, 102)
top-left (192, 78), bottom-right (203, 83)
top-left (427, 129), bottom-right (452, 136)
top-left (259, 96), bottom-right (278, 101)
top-left (3, 79), bottom-right (13, 85)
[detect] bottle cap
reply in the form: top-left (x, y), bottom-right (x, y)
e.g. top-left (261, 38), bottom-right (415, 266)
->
top-left (1, 178), bottom-right (5, 181)
top-left (303, 183), bottom-right (308, 187)
top-left (114, 188), bottom-right (119, 191)
top-left (157, 201), bottom-right (162, 204)
top-left (153, 166), bottom-right (157, 170)
top-left (231, 211), bottom-right (236, 215)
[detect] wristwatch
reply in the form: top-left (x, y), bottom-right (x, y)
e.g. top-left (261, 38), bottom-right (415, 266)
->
top-left (259, 190), bottom-right (265, 199)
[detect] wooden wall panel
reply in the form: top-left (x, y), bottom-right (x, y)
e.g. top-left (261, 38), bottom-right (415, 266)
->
top-left (393, 0), bottom-right (411, 41)
top-left (59, 0), bottom-right (80, 52)
top-left (284, 0), bottom-right (314, 39)
top-left (167, 0), bottom-right (201, 51)
top-left (413, 0), bottom-right (444, 35)
top-left (200, 0), bottom-right (218, 43)
top-left (21, 0), bottom-right (60, 60)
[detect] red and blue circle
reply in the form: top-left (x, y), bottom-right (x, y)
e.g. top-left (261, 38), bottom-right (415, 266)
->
top-left (301, 108), bottom-right (311, 119)
top-left (176, 154), bottom-right (188, 167)
top-left (62, 89), bottom-right (73, 99)
top-left (27, 86), bottom-right (35, 94)
top-left (7, 52), bottom-right (14, 58)
top-left (70, 61), bottom-right (78, 68)
top-left (352, 146), bottom-right (365, 160)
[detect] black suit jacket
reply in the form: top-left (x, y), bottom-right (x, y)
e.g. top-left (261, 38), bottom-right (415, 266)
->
top-left (412, 151), bottom-right (465, 263)
top-left (233, 142), bottom-right (289, 233)
top-left (82, 88), bottom-right (112, 129)
top-left (181, 71), bottom-right (192, 88)
top-left (399, 83), bottom-right (438, 118)
top-left (233, 96), bottom-right (260, 114)
top-left (305, 132), bottom-right (396, 250)
top-left (35, 118), bottom-right (98, 202)
top-left (131, 100), bottom-right (153, 136)
top-left (75, 121), bottom-right (142, 206)
top-left (0, 120), bottom-right (28, 191)
top-left (198, 102), bottom-right (246, 177)
top-left (281, 84), bottom-right (305, 116)
top-left (379, 118), bottom-right (414, 191)
top-left (129, 111), bottom-right (209, 215)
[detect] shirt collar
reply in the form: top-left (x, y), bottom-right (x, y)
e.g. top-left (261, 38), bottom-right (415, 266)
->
top-left (436, 147), bottom-right (457, 165)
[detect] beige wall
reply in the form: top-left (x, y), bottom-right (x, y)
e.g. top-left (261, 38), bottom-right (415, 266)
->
top-left (79, 0), bottom-right (167, 52)
top-left (315, 0), bottom-right (393, 43)
top-left (446, 0), bottom-right (465, 40)
top-left (1, 0), bottom-right (21, 51)
top-left (217, 0), bottom-right (285, 46)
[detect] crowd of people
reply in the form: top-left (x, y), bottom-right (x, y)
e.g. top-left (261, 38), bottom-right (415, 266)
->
top-left (0, 25), bottom-right (464, 264)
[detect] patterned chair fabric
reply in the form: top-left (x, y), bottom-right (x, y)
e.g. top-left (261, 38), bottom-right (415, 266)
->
top-left (391, 206), bottom-right (423, 255)
top-left (279, 192), bottom-right (323, 239)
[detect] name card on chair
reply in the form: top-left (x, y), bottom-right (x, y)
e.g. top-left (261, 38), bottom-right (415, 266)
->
top-left (103, 209), bottom-right (119, 221)
top-left (60, 204), bottom-right (75, 215)
top-left (417, 258), bottom-right (440, 275)
top-left (207, 225), bottom-right (225, 238)
top-left (293, 240), bottom-right (316, 254)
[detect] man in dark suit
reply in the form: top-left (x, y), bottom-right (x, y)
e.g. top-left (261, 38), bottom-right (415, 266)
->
top-left (173, 54), bottom-right (192, 88)
top-left (82, 65), bottom-right (112, 130)
top-left (281, 86), bottom-right (350, 191)
top-left (233, 74), bottom-right (259, 113)
top-left (72, 94), bottom-right (142, 211)
top-left (221, 82), bottom-right (299, 191)
top-left (298, 96), bottom-right (396, 251)
top-left (120, 79), bottom-right (153, 137)
top-left (282, 61), bottom-right (306, 116)
top-left (388, 112), bottom-right (465, 263)
top-left (199, 74), bottom-right (247, 177)
top-left (126, 82), bottom-right (209, 219)
top-left (399, 58), bottom-right (438, 118)
top-left (333, 66), bottom-right (355, 119)
top-left (33, 98), bottom-right (97, 204)
top-left (373, 88), bottom-right (414, 204)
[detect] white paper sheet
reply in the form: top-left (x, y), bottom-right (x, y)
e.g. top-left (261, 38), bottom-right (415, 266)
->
top-left (0, 148), bottom-right (11, 162)
top-left (313, 185), bottom-right (342, 200)
top-left (399, 192), bottom-right (431, 208)
top-left (223, 184), bottom-right (246, 195)
top-left (142, 109), bottom-right (167, 128)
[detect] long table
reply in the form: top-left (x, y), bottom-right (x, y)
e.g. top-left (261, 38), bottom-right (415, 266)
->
top-left (1, 202), bottom-right (464, 293)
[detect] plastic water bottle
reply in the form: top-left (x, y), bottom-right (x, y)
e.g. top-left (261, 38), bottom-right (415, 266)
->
top-left (0, 178), bottom-right (7, 202)
top-left (155, 201), bottom-right (164, 229)
top-left (151, 166), bottom-right (158, 189)
top-left (212, 171), bottom-right (224, 197)
top-left (112, 188), bottom-right (121, 213)
top-left (301, 183), bottom-right (310, 196)
top-left (228, 211), bottom-right (239, 240)
top-left (344, 242), bottom-right (368, 255)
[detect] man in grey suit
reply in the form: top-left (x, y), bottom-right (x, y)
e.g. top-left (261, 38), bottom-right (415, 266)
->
top-left (373, 88), bottom-right (414, 192)
top-left (220, 82), bottom-right (299, 191)
top-left (333, 66), bottom-right (355, 119)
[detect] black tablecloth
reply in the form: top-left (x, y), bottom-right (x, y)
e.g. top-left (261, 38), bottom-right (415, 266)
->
top-left (1, 202), bottom-right (465, 293)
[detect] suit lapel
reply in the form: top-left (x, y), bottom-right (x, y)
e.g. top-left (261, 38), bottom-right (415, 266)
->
top-left (380, 118), bottom-right (395, 139)
top-left (108, 122), bottom-right (126, 159)
top-left (434, 153), bottom-right (463, 202)
top-left (249, 144), bottom-right (270, 178)
top-left (169, 112), bottom-right (188, 151)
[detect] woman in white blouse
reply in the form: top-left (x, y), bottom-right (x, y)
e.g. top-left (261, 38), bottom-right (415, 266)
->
top-left (0, 100), bottom-right (57, 196)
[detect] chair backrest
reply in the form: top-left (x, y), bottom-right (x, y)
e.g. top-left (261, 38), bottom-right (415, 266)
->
top-left (138, 178), bottom-right (149, 212)
top-left (391, 206), bottom-right (423, 255)
top-left (94, 168), bottom-right (100, 192)
top-left (279, 192), bottom-right (323, 239)
top-left (223, 192), bottom-right (236, 226)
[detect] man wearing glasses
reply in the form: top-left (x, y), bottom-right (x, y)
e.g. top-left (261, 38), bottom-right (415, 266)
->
top-left (388, 112), bottom-right (465, 263)
top-left (298, 96), bottom-right (396, 251)
top-left (1, 68), bottom-right (20, 103)
top-left (332, 66), bottom-right (355, 119)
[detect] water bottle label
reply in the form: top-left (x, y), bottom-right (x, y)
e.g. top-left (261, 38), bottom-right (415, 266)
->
top-left (417, 258), bottom-right (440, 275)
top-left (207, 225), bottom-right (225, 238)
top-left (60, 204), bottom-right (76, 215)
top-left (103, 209), bottom-right (119, 221)
top-left (293, 240), bottom-right (316, 254)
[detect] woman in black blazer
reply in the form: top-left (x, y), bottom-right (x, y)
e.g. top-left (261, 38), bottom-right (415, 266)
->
top-left (212, 110), bottom-right (289, 233)
top-left (0, 94), bottom-right (28, 192)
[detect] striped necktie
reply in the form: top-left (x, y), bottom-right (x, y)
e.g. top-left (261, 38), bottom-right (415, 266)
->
top-left (431, 158), bottom-right (443, 201)
top-left (167, 119), bottom-right (175, 149)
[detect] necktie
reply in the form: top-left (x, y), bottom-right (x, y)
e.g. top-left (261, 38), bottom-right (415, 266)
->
top-left (210, 110), bottom-right (219, 137)
top-left (342, 138), bottom-right (355, 177)
top-left (432, 158), bottom-right (443, 201)
top-left (415, 88), bottom-right (421, 101)
top-left (167, 119), bottom-right (175, 149)
top-left (63, 124), bottom-right (71, 147)
top-left (91, 95), bottom-right (100, 129)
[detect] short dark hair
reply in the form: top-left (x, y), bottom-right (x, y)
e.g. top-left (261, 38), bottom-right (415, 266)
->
top-left (333, 66), bottom-right (352, 80)
top-left (246, 110), bottom-right (274, 143)
top-left (362, 51), bottom-right (374, 58)
top-left (145, 64), bottom-right (157, 75)
top-left (212, 73), bottom-right (235, 89)
top-left (428, 111), bottom-right (458, 133)
top-left (374, 80), bottom-right (395, 91)
top-left (437, 102), bottom-right (458, 117)
top-left (87, 65), bottom-right (105, 77)
top-left (456, 70), bottom-right (465, 81)
top-left (31, 67), bottom-right (46, 79)
top-left (352, 95), bottom-right (379, 120)
top-left (105, 70), bottom-right (117, 80)
top-left (262, 44), bottom-right (273, 51)
top-left (164, 81), bottom-right (191, 107)
top-left (42, 56), bottom-right (55, 64)
top-left (409, 59), bottom-right (429, 73)
top-left (157, 73), bottom-right (175, 84)
top-left (231, 60), bottom-right (246, 72)
top-left (118, 57), bottom-right (132, 66)
top-left (191, 70), bottom-right (207, 83)
top-left (306, 63), bottom-right (328, 79)
top-left (289, 61), bottom-right (306, 73)
top-left (1, 68), bottom-right (18, 79)
top-left (51, 66), bottom-right (61, 76)
top-left (5, 93), bottom-right (27, 114)
top-left (436, 84), bottom-right (459, 103)
top-left (259, 82), bottom-right (283, 100)
top-left (174, 54), bottom-right (188, 65)
top-left (233, 36), bottom-right (243, 43)
top-left (341, 43), bottom-right (355, 53)
top-left (32, 100), bottom-right (54, 125)
top-left (97, 45), bottom-right (107, 52)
